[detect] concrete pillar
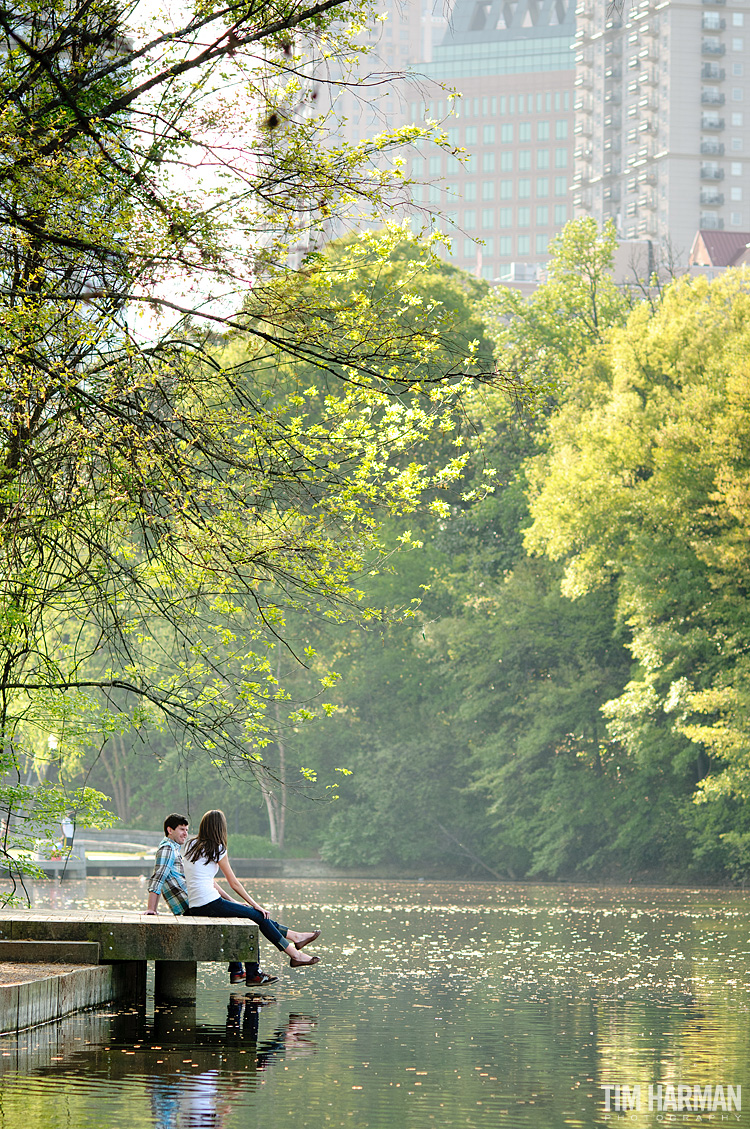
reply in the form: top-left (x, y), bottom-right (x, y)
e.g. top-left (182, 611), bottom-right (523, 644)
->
top-left (109, 960), bottom-right (147, 1005)
top-left (154, 960), bottom-right (197, 1003)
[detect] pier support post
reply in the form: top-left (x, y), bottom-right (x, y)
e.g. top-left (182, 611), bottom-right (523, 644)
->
top-left (154, 960), bottom-right (197, 1003)
top-left (109, 960), bottom-right (147, 1005)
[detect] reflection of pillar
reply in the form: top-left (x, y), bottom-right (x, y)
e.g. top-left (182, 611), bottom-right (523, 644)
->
top-left (153, 1002), bottom-right (198, 1042)
top-left (109, 960), bottom-right (147, 1004)
top-left (155, 961), bottom-right (197, 1003)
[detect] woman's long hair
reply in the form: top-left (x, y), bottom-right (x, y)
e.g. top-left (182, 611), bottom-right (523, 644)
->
top-left (184, 809), bottom-right (228, 864)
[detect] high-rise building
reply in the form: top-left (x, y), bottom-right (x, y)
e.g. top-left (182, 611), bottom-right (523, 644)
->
top-left (405, 0), bottom-right (577, 279)
top-left (573, 0), bottom-right (750, 258)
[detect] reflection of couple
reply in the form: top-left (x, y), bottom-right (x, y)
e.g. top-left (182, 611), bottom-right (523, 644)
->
top-left (150, 1004), bottom-right (317, 1129)
top-left (146, 809), bottom-right (320, 985)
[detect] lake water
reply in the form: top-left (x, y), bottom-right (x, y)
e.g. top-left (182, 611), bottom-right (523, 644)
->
top-left (0, 878), bottom-right (747, 1129)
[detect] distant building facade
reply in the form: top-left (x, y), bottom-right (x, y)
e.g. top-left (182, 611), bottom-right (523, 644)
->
top-left (404, 0), bottom-right (577, 279)
top-left (573, 0), bottom-right (750, 260)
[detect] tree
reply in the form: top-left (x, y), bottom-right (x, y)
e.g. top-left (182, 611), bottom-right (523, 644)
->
top-left (525, 270), bottom-right (750, 873)
top-left (0, 0), bottom-right (513, 877)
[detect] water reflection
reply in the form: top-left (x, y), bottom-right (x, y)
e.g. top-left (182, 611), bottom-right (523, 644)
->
top-left (0, 880), bottom-right (749, 1128)
top-left (2, 997), bottom-right (317, 1129)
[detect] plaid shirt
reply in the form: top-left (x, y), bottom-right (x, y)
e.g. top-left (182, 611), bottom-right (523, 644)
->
top-left (147, 836), bottom-right (188, 915)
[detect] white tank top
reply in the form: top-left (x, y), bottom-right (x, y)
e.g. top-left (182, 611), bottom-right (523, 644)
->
top-left (182, 841), bottom-right (225, 908)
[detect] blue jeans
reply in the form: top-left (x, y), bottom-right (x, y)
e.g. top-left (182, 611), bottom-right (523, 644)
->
top-left (187, 897), bottom-right (290, 977)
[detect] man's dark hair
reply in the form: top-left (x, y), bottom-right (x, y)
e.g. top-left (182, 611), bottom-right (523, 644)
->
top-left (164, 813), bottom-right (189, 835)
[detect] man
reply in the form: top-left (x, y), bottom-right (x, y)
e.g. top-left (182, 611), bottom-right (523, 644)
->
top-left (145, 813), bottom-right (277, 987)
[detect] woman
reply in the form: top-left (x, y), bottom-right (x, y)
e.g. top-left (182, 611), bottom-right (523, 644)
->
top-left (182, 810), bottom-right (320, 975)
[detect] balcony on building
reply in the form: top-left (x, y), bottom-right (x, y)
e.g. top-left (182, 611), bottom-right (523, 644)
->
top-left (574, 145), bottom-right (594, 162)
top-left (702, 63), bottom-right (726, 80)
top-left (638, 94), bottom-right (658, 111)
top-left (638, 119), bottom-right (657, 133)
top-left (702, 0), bottom-right (726, 6)
top-left (604, 89), bottom-right (622, 104)
top-left (604, 17), bottom-right (623, 31)
top-left (638, 45), bottom-right (659, 62)
top-left (702, 38), bottom-right (726, 54)
top-left (638, 192), bottom-right (657, 209)
top-left (574, 73), bottom-right (594, 90)
top-left (700, 213), bottom-right (725, 228)
top-left (604, 185), bottom-right (622, 201)
top-left (604, 39), bottom-right (623, 56)
top-left (603, 161), bottom-right (622, 177)
top-left (640, 21), bottom-right (658, 37)
top-left (700, 190), bottom-right (725, 204)
top-left (604, 136), bottom-right (623, 153)
top-left (638, 68), bottom-right (659, 86)
top-left (626, 201), bottom-right (638, 217)
top-left (605, 64), bottom-right (622, 79)
top-left (574, 120), bottom-right (593, 137)
top-left (702, 11), bottom-right (726, 28)
top-left (574, 94), bottom-right (593, 112)
top-left (701, 89), bottom-right (726, 104)
top-left (700, 162), bottom-right (725, 179)
top-left (701, 114), bottom-right (725, 129)
top-left (637, 169), bottom-right (658, 184)
top-left (604, 114), bottom-right (622, 130)
top-left (700, 139), bottom-right (725, 154)
top-left (575, 51), bottom-right (594, 67)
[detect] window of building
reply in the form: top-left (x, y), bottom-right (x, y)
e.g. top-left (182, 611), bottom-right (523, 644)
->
top-left (537, 121), bottom-right (550, 141)
top-left (446, 211), bottom-right (458, 226)
top-left (465, 182), bottom-right (477, 200)
top-left (483, 125), bottom-right (496, 144)
top-left (499, 207), bottom-right (513, 227)
top-left (500, 179), bottom-right (513, 199)
top-left (465, 154), bottom-right (477, 171)
top-left (537, 177), bottom-right (549, 197)
top-left (445, 183), bottom-right (459, 199)
top-left (481, 264), bottom-right (494, 279)
top-left (554, 203), bottom-right (568, 224)
top-left (519, 151), bottom-right (532, 170)
top-left (465, 126), bottom-right (478, 144)
top-left (500, 152), bottom-right (513, 171)
top-left (429, 156), bottom-right (441, 175)
top-left (733, 12), bottom-right (744, 26)
top-left (732, 186), bottom-right (743, 200)
top-left (731, 211), bottom-right (743, 224)
top-left (463, 238), bottom-right (475, 257)
top-left (482, 152), bottom-right (496, 172)
top-left (732, 112), bottom-right (744, 125)
top-left (482, 181), bottom-right (495, 199)
top-left (536, 233), bottom-right (549, 254)
top-left (446, 128), bottom-right (459, 146)
top-left (518, 235), bottom-right (530, 255)
top-left (554, 175), bottom-right (567, 196)
top-left (500, 235), bottom-right (512, 256)
top-left (555, 148), bottom-right (568, 168)
top-left (412, 157), bottom-right (424, 174)
top-left (519, 123), bottom-right (531, 142)
top-left (733, 36), bottom-right (745, 50)
top-left (463, 211), bottom-right (476, 230)
top-left (734, 63), bottom-right (745, 77)
top-left (429, 185), bottom-right (440, 203)
top-left (518, 178), bottom-right (531, 198)
top-left (482, 208), bottom-right (494, 228)
top-left (732, 137), bottom-right (744, 150)
top-left (732, 162), bottom-right (743, 175)
top-left (537, 149), bottom-right (550, 169)
top-left (536, 204), bottom-right (549, 225)
top-left (555, 120), bottom-right (568, 139)
top-left (518, 206), bottom-right (531, 227)
top-left (501, 124), bottom-right (513, 143)
top-left (733, 88), bottom-right (744, 101)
